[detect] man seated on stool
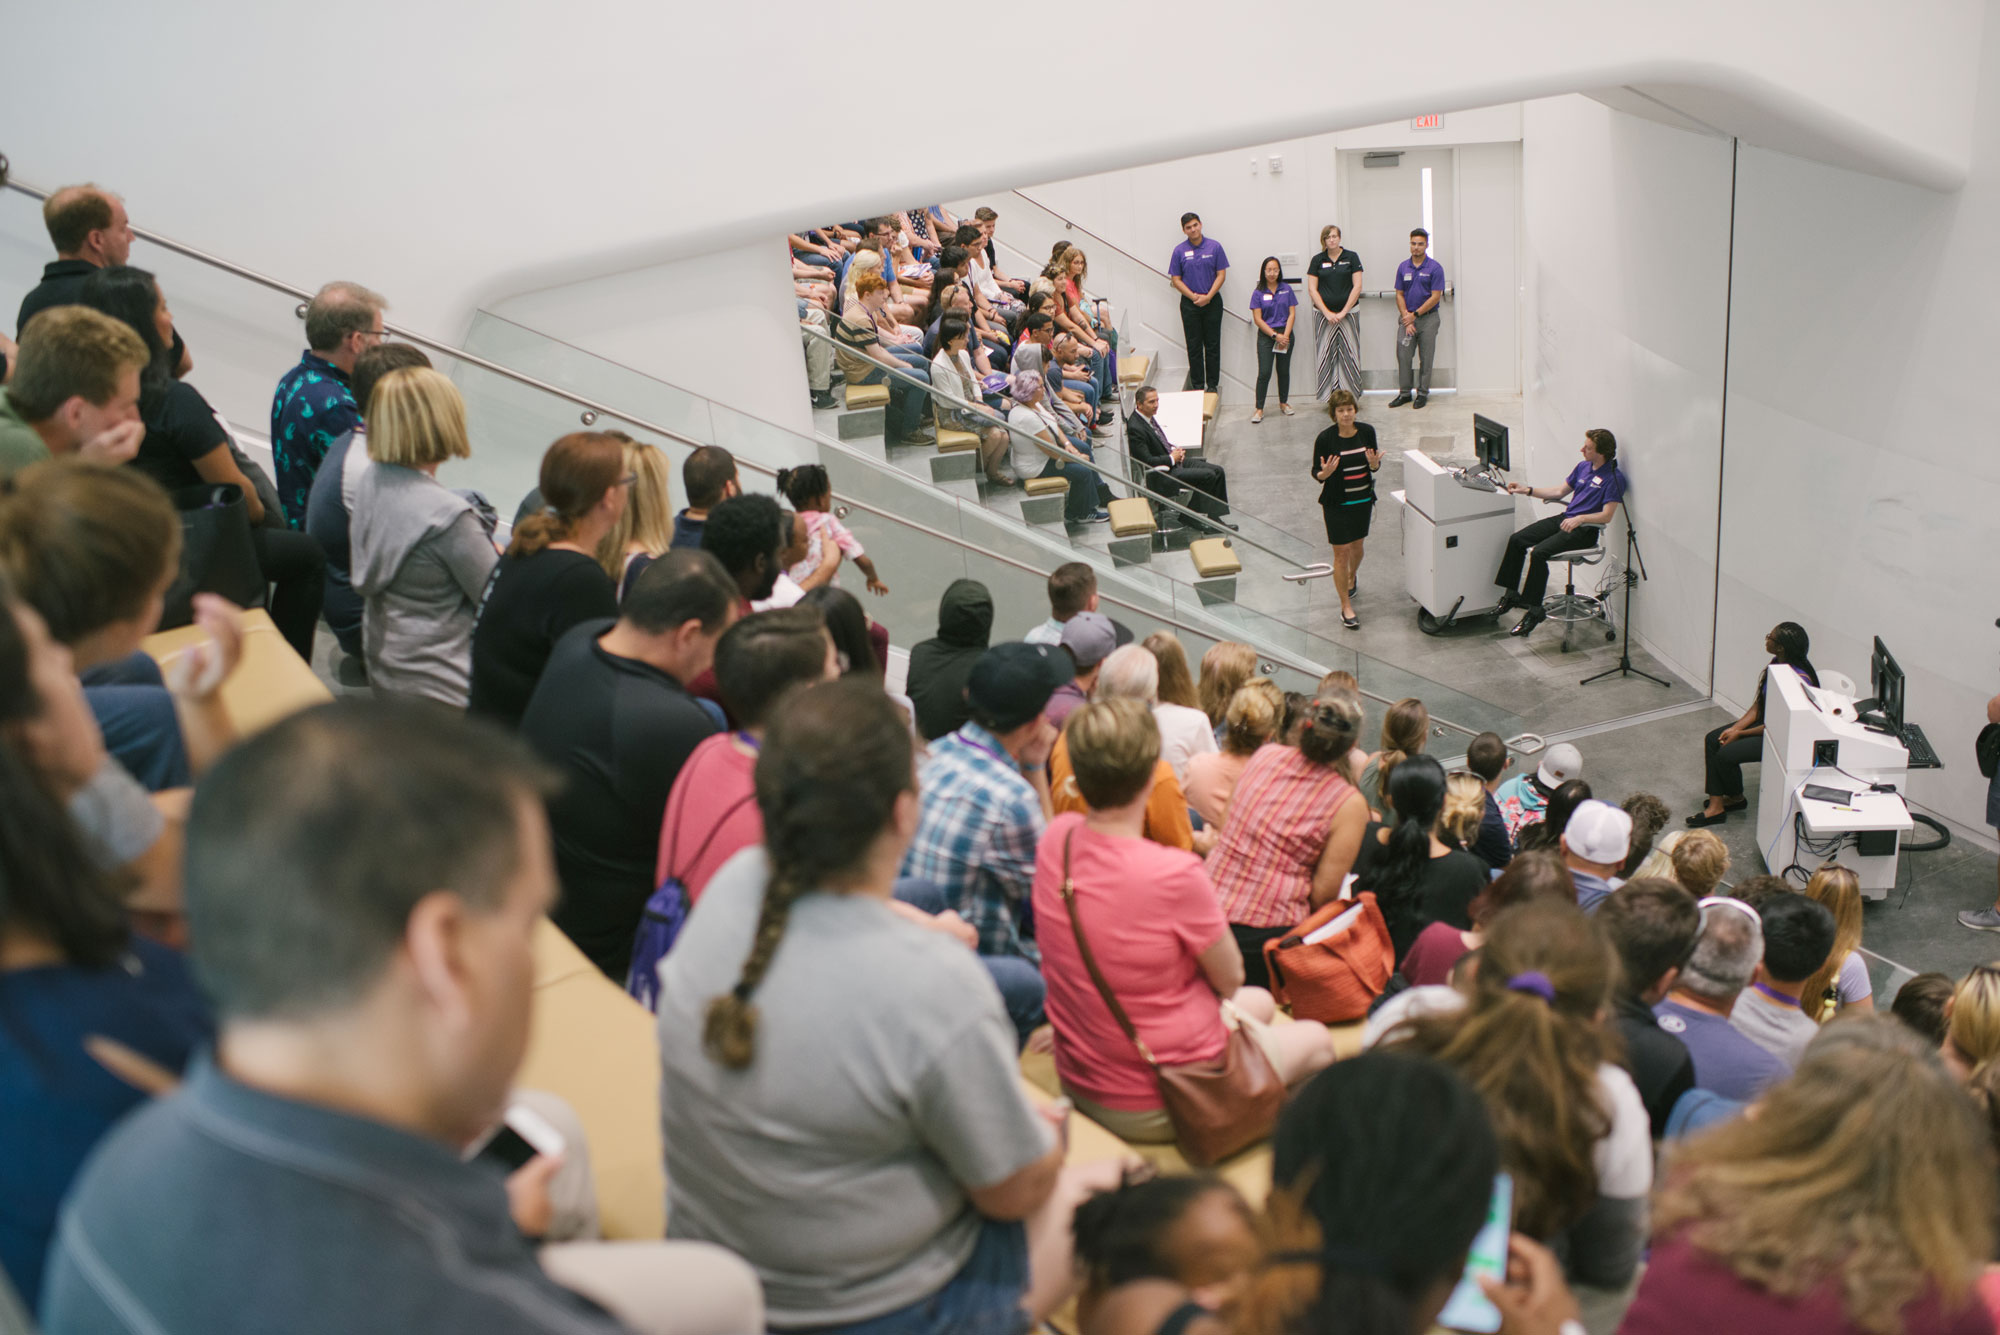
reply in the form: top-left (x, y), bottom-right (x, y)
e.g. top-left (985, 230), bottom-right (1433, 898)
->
top-left (1493, 427), bottom-right (1626, 638)
top-left (1125, 386), bottom-right (1234, 531)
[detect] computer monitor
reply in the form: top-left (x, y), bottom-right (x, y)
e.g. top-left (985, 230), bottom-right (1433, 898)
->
top-left (1869, 637), bottom-right (1905, 733)
top-left (1472, 414), bottom-right (1510, 472)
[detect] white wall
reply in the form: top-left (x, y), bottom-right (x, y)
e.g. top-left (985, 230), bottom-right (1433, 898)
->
top-left (1520, 96), bottom-right (1735, 692)
top-left (1714, 15), bottom-right (2000, 832)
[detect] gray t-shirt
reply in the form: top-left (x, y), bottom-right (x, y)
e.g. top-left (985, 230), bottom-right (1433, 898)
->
top-left (67, 757), bottom-right (165, 867)
top-left (1728, 988), bottom-right (1820, 1069)
top-left (657, 848), bottom-right (1051, 1327)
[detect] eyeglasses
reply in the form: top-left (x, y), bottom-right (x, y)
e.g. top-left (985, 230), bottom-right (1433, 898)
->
top-left (619, 474), bottom-right (638, 487)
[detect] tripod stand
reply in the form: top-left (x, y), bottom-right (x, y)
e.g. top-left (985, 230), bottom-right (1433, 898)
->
top-left (1581, 516), bottom-right (1670, 688)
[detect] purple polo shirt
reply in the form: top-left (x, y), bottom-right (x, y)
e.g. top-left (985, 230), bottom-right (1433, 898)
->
top-left (1395, 255), bottom-right (1446, 314)
top-left (1169, 237), bottom-right (1229, 297)
top-left (1249, 283), bottom-right (1297, 334)
top-left (1562, 459), bottom-right (1627, 519)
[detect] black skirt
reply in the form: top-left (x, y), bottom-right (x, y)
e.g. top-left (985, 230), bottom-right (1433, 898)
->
top-left (1323, 500), bottom-right (1373, 545)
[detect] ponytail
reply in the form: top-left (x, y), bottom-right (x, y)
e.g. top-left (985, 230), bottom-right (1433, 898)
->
top-left (506, 432), bottom-right (624, 559)
top-left (703, 867), bottom-right (808, 1068)
top-left (776, 463), bottom-right (832, 513)
top-left (1368, 756), bottom-right (1448, 943)
top-left (1374, 697), bottom-right (1430, 811)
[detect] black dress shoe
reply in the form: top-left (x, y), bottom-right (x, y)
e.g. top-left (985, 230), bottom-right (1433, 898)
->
top-left (1509, 610), bottom-right (1545, 638)
top-left (1494, 592), bottom-right (1514, 613)
top-left (1387, 393), bottom-right (1413, 408)
top-left (1413, 394), bottom-right (1428, 409)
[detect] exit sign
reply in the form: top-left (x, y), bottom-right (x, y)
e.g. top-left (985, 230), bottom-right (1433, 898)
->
top-left (1411, 114), bottom-right (1444, 131)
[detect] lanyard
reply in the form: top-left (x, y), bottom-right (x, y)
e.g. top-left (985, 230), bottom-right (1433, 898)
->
top-left (956, 731), bottom-right (1016, 770)
top-left (1750, 981), bottom-right (1799, 1009)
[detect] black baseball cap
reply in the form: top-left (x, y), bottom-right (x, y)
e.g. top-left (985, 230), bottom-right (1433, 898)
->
top-left (965, 642), bottom-right (1074, 732)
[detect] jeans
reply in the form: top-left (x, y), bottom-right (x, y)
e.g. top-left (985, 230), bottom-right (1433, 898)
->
top-left (1396, 308), bottom-right (1441, 394)
top-left (1179, 295), bottom-right (1224, 391)
top-left (1254, 332), bottom-right (1291, 409)
top-left (1059, 376), bottom-right (1099, 419)
top-left (250, 524), bottom-right (327, 662)
top-left (863, 363), bottom-right (931, 441)
top-left (892, 879), bottom-right (1047, 1045)
top-left (1494, 515), bottom-right (1600, 605)
top-left (788, 1218), bottom-right (1029, 1335)
top-left (1041, 458), bottom-right (1109, 522)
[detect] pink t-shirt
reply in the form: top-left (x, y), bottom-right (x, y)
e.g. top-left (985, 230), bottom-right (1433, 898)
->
top-left (656, 733), bottom-right (763, 903)
top-left (1032, 813), bottom-right (1231, 1111)
top-left (1184, 749), bottom-right (1252, 828)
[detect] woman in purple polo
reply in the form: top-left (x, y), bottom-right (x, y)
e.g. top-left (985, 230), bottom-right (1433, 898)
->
top-left (1248, 257), bottom-right (1298, 424)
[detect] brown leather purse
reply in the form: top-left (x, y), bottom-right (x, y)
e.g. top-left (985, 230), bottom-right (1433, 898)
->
top-left (1058, 830), bottom-right (1285, 1165)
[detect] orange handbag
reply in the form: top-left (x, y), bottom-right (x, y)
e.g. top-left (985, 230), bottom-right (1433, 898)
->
top-left (1263, 893), bottom-right (1396, 1024)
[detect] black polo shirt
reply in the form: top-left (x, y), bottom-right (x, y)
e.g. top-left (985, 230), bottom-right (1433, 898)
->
top-left (1614, 991), bottom-right (1697, 1138)
top-left (17, 257), bottom-right (189, 367)
top-left (1306, 247), bottom-right (1362, 311)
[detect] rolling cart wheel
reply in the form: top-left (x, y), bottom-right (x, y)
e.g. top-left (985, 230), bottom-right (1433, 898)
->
top-left (1418, 609), bottom-right (1442, 637)
top-left (1605, 630), bottom-right (1616, 641)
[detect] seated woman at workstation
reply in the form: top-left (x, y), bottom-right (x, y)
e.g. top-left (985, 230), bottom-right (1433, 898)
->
top-left (1687, 621), bottom-right (1817, 828)
top-left (1493, 427), bottom-right (1625, 639)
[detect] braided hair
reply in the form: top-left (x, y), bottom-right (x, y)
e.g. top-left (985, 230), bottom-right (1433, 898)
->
top-left (703, 677), bottom-right (914, 1068)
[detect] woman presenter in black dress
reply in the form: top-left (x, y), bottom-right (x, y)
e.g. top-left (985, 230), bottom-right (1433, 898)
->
top-left (1313, 388), bottom-right (1381, 629)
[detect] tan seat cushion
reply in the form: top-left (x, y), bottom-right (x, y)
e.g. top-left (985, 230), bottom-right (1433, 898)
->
top-left (843, 382), bottom-right (890, 409)
top-left (142, 609), bottom-right (331, 738)
top-left (935, 428), bottom-right (980, 453)
top-left (1022, 476), bottom-right (1070, 496)
top-left (1189, 537), bottom-right (1242, 577)
top-left (1201, 391), bottom-right (1219, 421)
top-left (1117, 353), bottom-right (1151, 386)
top-left (1107, 497), bottom-right (1156, 537)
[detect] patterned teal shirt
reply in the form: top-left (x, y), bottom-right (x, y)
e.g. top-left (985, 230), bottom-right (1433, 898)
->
top-left (269, 351), bottom-right (359, 528)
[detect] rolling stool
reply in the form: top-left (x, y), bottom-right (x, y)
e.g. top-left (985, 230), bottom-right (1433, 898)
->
top-left (1541, 548), bottom-right (1616, 652)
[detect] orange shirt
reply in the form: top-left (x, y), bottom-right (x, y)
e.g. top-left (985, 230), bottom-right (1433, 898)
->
top-left (1047, 732), bottom-right (1194, 851)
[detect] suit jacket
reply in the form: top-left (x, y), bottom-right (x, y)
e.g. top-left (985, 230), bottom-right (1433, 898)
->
top-left (1125, 412), bottom-right (1178, 470)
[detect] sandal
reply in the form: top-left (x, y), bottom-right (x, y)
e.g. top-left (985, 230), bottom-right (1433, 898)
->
top-left (1341, 613), bottom-right (1359, 630)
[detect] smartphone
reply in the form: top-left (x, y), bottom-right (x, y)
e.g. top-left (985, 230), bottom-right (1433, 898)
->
top-left (466, 1102), bottom-right (566, 1173)
top-left (1435, 1172), bottom-right (1513, 1334)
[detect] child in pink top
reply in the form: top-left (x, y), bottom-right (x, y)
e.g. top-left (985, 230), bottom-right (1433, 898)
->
top-left (777, 464), bottom-right (889, 596)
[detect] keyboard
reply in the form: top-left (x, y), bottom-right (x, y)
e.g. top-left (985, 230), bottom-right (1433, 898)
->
top-left (1901, 723), bottom-right (1941, 770)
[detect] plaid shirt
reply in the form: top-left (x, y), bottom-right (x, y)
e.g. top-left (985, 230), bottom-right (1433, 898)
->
top-left (901, 723), bottom-right (1045, 963)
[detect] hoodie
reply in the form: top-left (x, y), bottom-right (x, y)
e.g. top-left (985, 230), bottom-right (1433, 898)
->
top-left (349, 462), bottom-right (499, 707)
top-left (906, 578), bottom-right (993, 741)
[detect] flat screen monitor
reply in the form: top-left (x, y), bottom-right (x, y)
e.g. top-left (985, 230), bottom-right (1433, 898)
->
top-left (1870, 637), bottom-right (1905, 732)
top-left (1472, 414), bottom-right (1510, 472)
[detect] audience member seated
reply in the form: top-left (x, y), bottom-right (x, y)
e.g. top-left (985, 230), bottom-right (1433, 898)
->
top-left (1352, 755), bottom-right (1490, 964)
top-left (1245, 1050), bottom-right (1583, 1335)
top-left (1206, 694), bottom-right (1367, 989)
top-left (1631, 825), bottom-right (1730, 896)
top-left (1944, 964), bottom-right (2000, 1082)
top-left (1400, 849), bottom-right (1575, 988)
top-left (1892, 971), bottom-right (1955, 1049)
top-left (468, 433), bottom-right (625, 728)
top-left (835, 272), bottom-right (936, 448)
top-left (1035, 697), bottom-right (1335, 1143)
top-left (756, 509), bottom-right (821, 610)
top-left (906, 577), bottom-right (993, 741)
top-left (1556, 799), bottom-right (1630, 912)
top-left (349, 367), bottom-right (498, 705)
top-left (928, 316), bottom-right (1014, 484)
top-left (1619, 792), bottom-right (1671, 879)
top-left (1514, 779), bottom-right (1592, 855)
top-left (1126, 387), bottom-right (1230, 527)
top-left (1028, 562), bottom-right (1103, 646)
top-left (76, 265), bottom-right (327, 661)
top-left (1496, 741), bottom-right (1582, 842)
top-left (1050, 644), bottom-right (1202, 855)
top-left (304, 342), bottom-right (430, 662)
top-left (1799, 862), bottom-right (1873, 1019)
top-left (657, 678), bottom-right (1097, 1333)
top-left (1314, 670), bottom-right (1375, 774)
top-left (902, 641), bottom-right (1068, 1016)
top-left (1379, 900), bottom-right (1653, 1294)
top-left (1357, 696), bottom-right (1428, 819)
top-left (1728, 886), bottom-right (1837, 1070)
top-left (1045, 610), bottom-right (1111, 732)
top-left (1596, 879), bottom-right (1702, 1137)
top-left (1653, 895), bottom-right (1791, 1100)
top-left (1461, 730), bottom-right (1516, 870)
top-left (689, 493), bottom-right (785, 715)
top-left (42, 701), bottom-right (758, 1333)
top-left (598, 437), bottom-right (674, 601)
top-left (0, 598), bottom-right (212, 1311)
top-left (269, 281), bottom-right (384, 525)
top-left (1184, 678), bottom-right (1281, 830)
top-left (1006, 371), bottom-right (1110, 524)
top-left (1143, 633), bottom-right (1218, 785)
top-left (17, 186), bottom-right (185, 366)
top-left (1194, 641), bottom-right (1257, 737)
top-left (671, 445), bottom-right (739, 551)
top-left (1437, 769), bottom-right (1488, 854)
top-left (1071, 1174), bottom-right (1257, 1335)
top-left (0, 306), bottom-right (148, 479)
top-left (656, 606), bottom-right (835, 909)
top-left (1687, 621), bottom-right (1818, 828)
top-left (522, 549), bottom-right (738, 981)
top-left (1622, 1018), bottom-right (1994, 1335)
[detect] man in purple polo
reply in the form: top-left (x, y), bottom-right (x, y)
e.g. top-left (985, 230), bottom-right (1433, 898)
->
top-left (1496, 428), bottom-right (1627, 637)
top-left (1389, 228), bottom-right (1446, 408)
top-left (1168, 212), bottom-right (1229, 394)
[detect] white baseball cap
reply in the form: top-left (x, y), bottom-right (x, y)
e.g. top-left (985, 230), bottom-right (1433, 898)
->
top-left (1564, 799), bottom-right (1631, 865)
top-left (1537, 742), bottom-right (1583, 789)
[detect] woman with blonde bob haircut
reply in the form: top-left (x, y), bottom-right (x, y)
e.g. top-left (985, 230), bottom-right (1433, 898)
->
top-left (1184, 678), bottom-right (1283, 828)
top-left (350, 367), bottom-right (497, 706)
top-left (1622, 1016), bottom-right (1995, 1335)
top-left (1196, 640), bottom-right (1257, 731)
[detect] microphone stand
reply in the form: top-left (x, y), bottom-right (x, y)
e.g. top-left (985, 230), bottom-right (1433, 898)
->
top-left (1581, 513), bottom-right (1670, 688)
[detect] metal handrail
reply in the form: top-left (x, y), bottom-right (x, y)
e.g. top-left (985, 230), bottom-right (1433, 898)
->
top-left (1, 173), bottom-right (1505, 745)
top-left (1007, 189), bottom-right (1255, 327)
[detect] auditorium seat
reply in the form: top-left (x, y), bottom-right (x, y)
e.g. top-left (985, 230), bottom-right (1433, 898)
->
top-left (142, 608), bottom-right (331, 736)
top-left (1201, 391), bottom-right (1218, 422)
top-left (1189, 537), bottom-right (1242, 578)
top-left (1106, 498), bottom-right (1156, 537)
top-left (842, 382), bottom-right (890, 410)
top-left (935, 427), bottom-right (980, 453)
top-left (1117, 353), bottom-right (1151, 387)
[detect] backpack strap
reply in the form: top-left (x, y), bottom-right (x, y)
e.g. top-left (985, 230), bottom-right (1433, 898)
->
top-left (661, 740), bottom-right (758, 883)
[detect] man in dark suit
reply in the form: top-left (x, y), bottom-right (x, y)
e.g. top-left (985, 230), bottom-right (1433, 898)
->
top-left (1126, 386), bottom-right (1231, 527)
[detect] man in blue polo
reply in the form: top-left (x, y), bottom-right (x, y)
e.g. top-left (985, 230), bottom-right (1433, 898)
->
top-left (1168, 213), bottom-right (1228, 394)
top-left (1390, 228), bottom-right (1446, 408)
top-left (1496, 428), bottom-right (1627, 638)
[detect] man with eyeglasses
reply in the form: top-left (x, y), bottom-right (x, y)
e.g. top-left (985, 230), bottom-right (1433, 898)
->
top-left (271, 280), bottom-right (388, 527)
top-left (1652, 894), bottom-right (1790, 1102)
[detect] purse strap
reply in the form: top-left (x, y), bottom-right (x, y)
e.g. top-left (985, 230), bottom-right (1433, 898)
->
top-left (1058, 828), bottom-right (1157, 1066)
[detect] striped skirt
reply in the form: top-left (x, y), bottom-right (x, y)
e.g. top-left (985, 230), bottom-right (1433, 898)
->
top-left (1314, 310), bottom-right (1361, 400)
